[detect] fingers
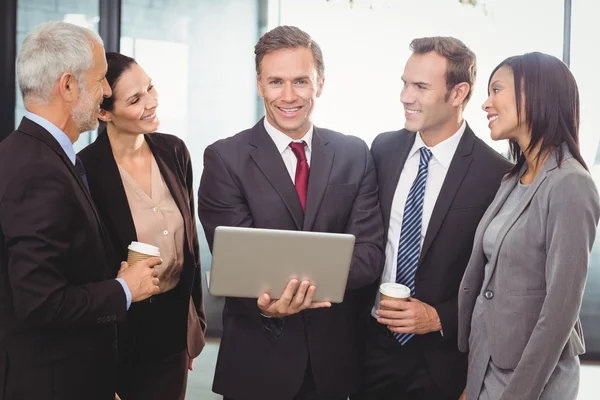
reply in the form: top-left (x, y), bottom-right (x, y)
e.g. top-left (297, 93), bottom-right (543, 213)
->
top-left (387, 325), bottom-right (415, 334)
top-left (257, 293), bottom-right (272, 310)
top-left (279, 279), bottom-right (300, 305)
top-left (141, 256), bottom-right (163, 268)
top-left (151, 283), bottom-right (161, 295)
top-left (376, 309), bottom-right (413, 319)
top-left (293, 281), bottom-right (311, 307)
top-left (307, 301), bottom-right (331, 309)
top-left (300, 284), bottom-right (316, 308)
top-left (377, 316), bottom-right (414, 327)
top-left (379, 299), bottom-right (411, 311)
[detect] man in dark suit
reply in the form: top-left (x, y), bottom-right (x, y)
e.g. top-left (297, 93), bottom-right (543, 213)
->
top-left (0, 22), bottom-right (160, 400)
top-left (198, 26), bottom-right (385, 400)
top-left (352, 37), bottom-right (513, 400)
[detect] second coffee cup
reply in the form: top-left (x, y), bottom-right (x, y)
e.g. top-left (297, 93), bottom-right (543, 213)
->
top-left (127, 241), bottom-right (160, 266)
top-left (379, 282), bottom-right (411, 310)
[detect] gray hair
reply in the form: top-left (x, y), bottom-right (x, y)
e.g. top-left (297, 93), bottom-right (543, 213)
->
top-left (255, 26), bottom-right (325, 79)
top-left (16, 21), bottom-right (104, 105)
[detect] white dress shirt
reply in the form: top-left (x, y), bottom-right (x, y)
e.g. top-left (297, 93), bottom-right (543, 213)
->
top-left (263, 117), bottom-right (313, 182)
top-left (371, 121), bottom-right (466, 319)
top-left (260, 117), bottom-right (314, 319)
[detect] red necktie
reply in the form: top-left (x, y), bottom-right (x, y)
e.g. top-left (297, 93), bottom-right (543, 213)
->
top-left (289, 141), bottom-right (309, 212)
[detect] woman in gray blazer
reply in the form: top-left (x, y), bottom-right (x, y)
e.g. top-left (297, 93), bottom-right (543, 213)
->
top-left (458, 52), bottom-right (600, 400)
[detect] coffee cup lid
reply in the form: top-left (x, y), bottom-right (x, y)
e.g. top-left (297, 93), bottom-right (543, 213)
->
top-left (379, 282), bottom-right (410, 298)
top-left (128, 241), bottom-right (160, 256)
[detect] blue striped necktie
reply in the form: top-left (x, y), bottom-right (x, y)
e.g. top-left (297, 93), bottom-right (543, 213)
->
top-left (394, 146), bottom-right (433, 345)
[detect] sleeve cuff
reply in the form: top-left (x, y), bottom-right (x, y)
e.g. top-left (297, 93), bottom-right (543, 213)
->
top-left (115, 278), bottom-right (132, 310)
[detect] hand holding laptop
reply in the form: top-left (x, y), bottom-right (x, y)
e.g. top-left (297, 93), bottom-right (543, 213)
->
top-left (257, 278), bottom-right (332, 317)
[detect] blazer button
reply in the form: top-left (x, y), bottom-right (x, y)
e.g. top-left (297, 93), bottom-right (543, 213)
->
top-left (484, 290), bottom-right (494, 300)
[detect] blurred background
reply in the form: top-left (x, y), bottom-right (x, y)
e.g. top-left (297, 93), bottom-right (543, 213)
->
top-left (1, 0), bottom-right (599, 397)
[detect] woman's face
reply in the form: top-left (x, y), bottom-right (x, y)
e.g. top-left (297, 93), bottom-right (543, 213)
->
top-left (482, 66), bottom-right (525, 142)
top-left (101, 63), bottom-right (159, 134)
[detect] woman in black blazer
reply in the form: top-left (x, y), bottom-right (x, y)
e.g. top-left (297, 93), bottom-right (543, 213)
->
top-left (78, 52), bottom-right (206, 400)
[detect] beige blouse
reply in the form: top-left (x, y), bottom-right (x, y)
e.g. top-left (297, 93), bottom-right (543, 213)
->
top-left (118, 156), bottom-right (185, 293)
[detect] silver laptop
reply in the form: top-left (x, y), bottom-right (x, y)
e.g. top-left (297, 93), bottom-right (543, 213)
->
top-left (208, 226), bottom-right (356, 303)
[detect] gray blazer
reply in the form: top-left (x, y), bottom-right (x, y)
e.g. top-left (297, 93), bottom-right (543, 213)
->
top-left (458, 145), bottom-right (600, 399)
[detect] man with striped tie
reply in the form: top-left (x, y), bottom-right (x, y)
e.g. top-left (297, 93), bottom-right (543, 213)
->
top-left (352, 37), bottom-right (512, 400)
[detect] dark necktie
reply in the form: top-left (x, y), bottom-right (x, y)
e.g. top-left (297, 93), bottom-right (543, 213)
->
top-left (289, 141), bottom-right (309, 212)
top-left (394, 147), bottom-right (433, 345)
top-left (75, 155), bottom-right (90, 190)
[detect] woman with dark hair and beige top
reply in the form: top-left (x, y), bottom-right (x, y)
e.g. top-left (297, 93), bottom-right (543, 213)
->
top-left (458, 52), bottom-right (600, 399)
top-left (78, 52), bottom-right (206, 400)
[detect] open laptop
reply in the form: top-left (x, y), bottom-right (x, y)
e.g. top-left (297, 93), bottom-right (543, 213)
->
top-left (208, 226), bottom-right (356, 303)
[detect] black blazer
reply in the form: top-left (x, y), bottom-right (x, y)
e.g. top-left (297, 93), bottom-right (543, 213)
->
top-left (370, 124), bottom-right (512, 397)
top-left (197, 119), bottom-right (385, 400)
top-left (78, 131), bottom-right (206, 363)
top-left (0, 118), bottom-right (127, 400)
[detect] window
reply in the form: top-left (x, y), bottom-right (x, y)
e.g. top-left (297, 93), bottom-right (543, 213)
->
top-left (15, 0), bottom-right (100, 152)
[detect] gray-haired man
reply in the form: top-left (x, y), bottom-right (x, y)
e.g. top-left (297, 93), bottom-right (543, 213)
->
top-left (0, 21), bottom-right (161, 400)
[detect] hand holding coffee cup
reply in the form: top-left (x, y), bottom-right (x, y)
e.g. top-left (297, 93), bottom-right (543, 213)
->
top-left (118, 242), bottom-right (162, 302)
top-left (379, 282), bottom-right (411, 310)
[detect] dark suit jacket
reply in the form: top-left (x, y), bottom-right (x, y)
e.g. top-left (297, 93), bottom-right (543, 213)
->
top-left (0, 118), bottom-right (127, 400)
top-left (78, 131), bottom-right (207, 367)
top-left (198, 119), bottom-right (385, 400)
top-left (370, 124), bottom-right (512, 397)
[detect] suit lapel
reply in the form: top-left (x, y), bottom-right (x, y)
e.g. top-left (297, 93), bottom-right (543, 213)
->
top-left (461, 173), bottom-right (514, 287)
top-left (18, 119), bottom-right (112, 249)
top-left (380, 131), bottom-right (416, 232)
top-left (481, 153), bottom-right (562, 288)
top-left (418, 127), bottom-right (475, 265)
top-left (86, 132), bottom-right (138, 260)
top-left (303, 127), bottom-right (334, 231)
top-left (249, 122), bottom-right (304, 230)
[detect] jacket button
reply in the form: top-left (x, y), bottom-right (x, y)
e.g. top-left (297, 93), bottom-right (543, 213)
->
top-left (484, 290), bottom-right (494, 300)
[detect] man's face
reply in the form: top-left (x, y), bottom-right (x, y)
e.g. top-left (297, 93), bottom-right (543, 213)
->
top-left (257, 47), bottom-right (324, 139)
top-left (72, 44), bottom-right (111, 133)
top-left (400, 52), bottom-right (455, 135)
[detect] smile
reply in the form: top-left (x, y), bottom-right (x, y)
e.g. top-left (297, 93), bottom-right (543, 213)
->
top-left (277, 107), bottom-right (301, 113)
top-left (141, 112), bottom-right (156, 121)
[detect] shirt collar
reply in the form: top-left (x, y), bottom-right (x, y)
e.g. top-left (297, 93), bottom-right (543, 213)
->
top-left (25, 111), bottom-right (76, 165)
top-left (263, 117), bottom-right (313, 154)
top-left (408, 120), bottom-right (467, 169)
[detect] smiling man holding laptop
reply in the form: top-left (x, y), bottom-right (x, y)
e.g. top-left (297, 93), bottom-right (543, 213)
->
top-left (197, 26), bottom-right (384, 400)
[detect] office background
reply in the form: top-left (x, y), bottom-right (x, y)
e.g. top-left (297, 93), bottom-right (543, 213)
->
top-left (1, 0), bottom-right (599, 361)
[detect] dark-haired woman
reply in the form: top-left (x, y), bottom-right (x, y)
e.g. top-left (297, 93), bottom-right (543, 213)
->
top-left (458, 52), bottom-right (600, 400)
top-left (78, 52), bottom-right (206, 400)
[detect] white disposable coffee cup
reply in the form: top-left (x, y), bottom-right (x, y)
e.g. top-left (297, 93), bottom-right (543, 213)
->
top-left (127, 241), bottom-right (160, 266)
top-left (379, 283), bottom-right (410, 310)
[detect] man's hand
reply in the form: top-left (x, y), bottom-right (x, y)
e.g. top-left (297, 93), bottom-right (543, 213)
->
top-left (458, 388), bottom-right (466, 400)
top-left (257, 279), bottom-right (331, 318)
top-left (188, 357), bottom-right (195, 371)
top-left (117, 257), bottom-right (162, 302)
top-left (376, 297), bottom-right (442, 335)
